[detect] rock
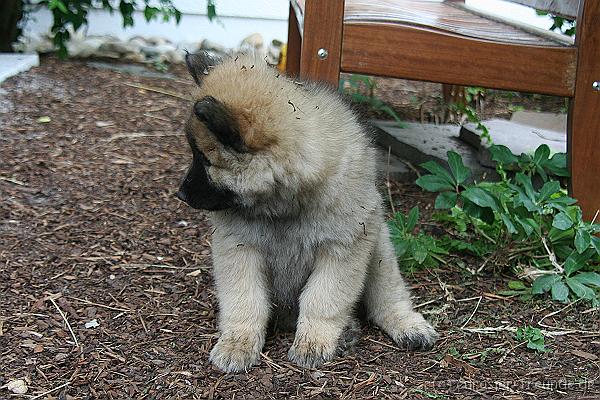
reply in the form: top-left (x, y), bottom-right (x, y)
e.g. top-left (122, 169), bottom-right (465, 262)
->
top-left (13, 32), bottom-right (54, 53)
top-left (67, 36), bottom-right (106, 58)
top-left (122, 53), bottom-right (147, 63)
top-left (164, 49), bottom-right (185, 64)
top-left (140, 43), bottom-right (177, 58)
top-left (240, 33), bottom-right (264, 50)
top-left (200, 39), bottom-right (227, 55)
top-left (145, 36), bottom-right (169, 46)
top-left (7, 379), bottom-right (28, 395)
top-left (98, 39), bottom-right (142, 55)
top-left (177, 40), bottom-right (204, 53)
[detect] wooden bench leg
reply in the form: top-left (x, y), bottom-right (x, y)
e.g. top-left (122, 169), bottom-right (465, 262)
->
top-left (286, 4), bottom-right (301, 78)
top-left (568, 1), bottom-right (600, 220)
top-left (300, 0), bottom-right (344, 86)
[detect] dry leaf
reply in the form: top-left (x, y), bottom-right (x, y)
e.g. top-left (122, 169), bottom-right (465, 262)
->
top-left (7, 379), bottom-right (28, 394)
top-left (571, 350), bottom-right (598, 361)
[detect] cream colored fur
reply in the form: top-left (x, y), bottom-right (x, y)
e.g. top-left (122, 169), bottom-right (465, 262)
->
top-left (186, 55), bottom-right (438, 372)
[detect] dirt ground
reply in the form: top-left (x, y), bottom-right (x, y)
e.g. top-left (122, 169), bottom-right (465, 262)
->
top-left (1, 57), bottom-right (599, 399)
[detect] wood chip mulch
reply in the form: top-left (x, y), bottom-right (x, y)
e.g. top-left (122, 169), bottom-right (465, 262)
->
top-left (1, 56), bottom-right (598, 399)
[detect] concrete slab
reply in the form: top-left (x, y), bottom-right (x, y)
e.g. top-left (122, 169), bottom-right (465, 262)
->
top-left (511, 110), bottom-right (567, 133)
top-left (371, 120), bottom-right (495, 181)
top-left (0, 53), bottom-right (40, 83)
top-left (460, 112), bottom-right (566, 168)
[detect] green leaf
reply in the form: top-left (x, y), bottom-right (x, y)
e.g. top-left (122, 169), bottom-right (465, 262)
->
top-left (552, 212), bottom-right (573, 230)
top-left (546, 153), bottom-right (569, 177)
top-left (393, 240), bottom-right (409, 258)
top-left (489, 145), bottom-right (518, 165)
top-left (566, 277), bottom-right (596, 299)
top-left (462, 199), bottom-right (495, 224)
top-left (144, 6), bottom-right (159, 21)
top-left (49, 0), bottom-right (68, 13)
top-left (416, 175), bottom-right (455, 192)
top-left (461, 187), bottom-right (499, 211)
top-left (551, 280), bottom-right (569, 302)
top-left (37, 116), bottom-right (51, 123)
top-left (572, 272), bottom-right (600, 288)
top-left (532, 274), bottom-right (560, 294)
top-left (575, 229), bottom-right (591, 254)
top-left (207, 0), bottom-right (217, 21)
top-left (515, 173), bottom-right (536, 201)
top-left (508, 280), bottom-right (527, 290)
top-left (407, 206), bottom-right (419, 232)
top-left (421, 161), bottom-right (455, 186)
top-left (434, 192), bottom-right (458, 209)
top-left (533, 144), bottom-right (551, 166)
top-left (538, 181), bottom-right (561, 202)
top-left (447, 151), bottom-right (471, 184)
top-left (500, 214), bottom-right (518, 234)
top-left (563, 249), bottom-right (595, 276)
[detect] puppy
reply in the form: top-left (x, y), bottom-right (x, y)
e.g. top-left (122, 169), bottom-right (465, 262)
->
top-left (177, 52), bottom-right (437, 372)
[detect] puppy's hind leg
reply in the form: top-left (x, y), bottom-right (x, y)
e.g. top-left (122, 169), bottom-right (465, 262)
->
top-left (363, 226), bottom-right (438, 351)
top-left (209, 240), bottom-right (270, 372)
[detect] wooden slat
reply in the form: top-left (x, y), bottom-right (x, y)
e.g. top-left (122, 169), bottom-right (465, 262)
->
top-left (286, 3), bottom-right (302, 78)
top-left (341, 22), bottom-right (577, 97)
top-left (568, 0), bottom-right (600, 220)
top-left (507, 0), bottom-right (579, 18)
top-left (299, 0), bottom-right (344, 86)
top-left (344, 0), bottom-right (564, 46)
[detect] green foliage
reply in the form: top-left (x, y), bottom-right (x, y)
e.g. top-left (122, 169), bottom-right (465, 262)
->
top-left (339, 74), bottom-right (406, 128)
top-left (536, 10), bottom-right (576, 36)
top-left (449, 87), bottom-right (491, 142)
top-left (414, 145), bottom-right (600, 305)
top-left (388, 207), bottom-right (448, 272)
top-left (515, 326), bottom-right (548, 353)
top-left (35, 0), bottom-right (193, 58)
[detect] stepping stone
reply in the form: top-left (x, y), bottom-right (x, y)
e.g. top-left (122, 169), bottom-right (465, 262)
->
top-left (460, 111), bottom-right (566, 168)
top-left (0, 53), bottom-right (39, 83)
top-left (371, 119), bottom-right (495, 181)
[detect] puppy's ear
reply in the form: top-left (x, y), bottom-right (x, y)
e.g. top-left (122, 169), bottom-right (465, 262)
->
top-left (185, 51), bottom-right (216, 86)
top-left (194, 96), bottom-right (247, 153)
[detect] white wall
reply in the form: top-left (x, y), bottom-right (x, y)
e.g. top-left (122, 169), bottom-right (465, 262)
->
top-left (24, 0), bottom-right (289, 48)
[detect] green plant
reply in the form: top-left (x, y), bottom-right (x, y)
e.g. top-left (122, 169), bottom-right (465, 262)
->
top-left (339, 74), bottom-right (406, 128)
top-left (415, 145), bottom-right (600, 305)
top-left (388, 206), bottom-right (448, 272)
top-left (36, 0), bottom-right (182, 58)
top-left (536, 10), bottom-right (576, 36)
top-left (448, 86), bottom-right (490, 142)
top-left (515, 326), bottom-right (548, 353)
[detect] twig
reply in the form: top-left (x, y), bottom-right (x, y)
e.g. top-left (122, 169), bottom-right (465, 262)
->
top-left (0, 176), bottom-right (26, 186)
top-left (48, 296), bottom-right (79, 350)
top-left (397, 157), bottom-right (421, 178)
top-left (29, 381), bottom-right (70, 400)
top-left (123, 82), bottom-right (190, 101)
top-left (68, 296), bottom-right (131, 312)
top-left (103, 132), bottom-right (180, 142)
top-left (592, 209), bottom-right (599, 224)
top-left (541, 236), bottom-right (564, 273)
top-left (414, 296), bottom-right (444, 309)
top-left (460, 296), bottom-right (482, 328)
top-left (385, 146), bottom-right (396, 215)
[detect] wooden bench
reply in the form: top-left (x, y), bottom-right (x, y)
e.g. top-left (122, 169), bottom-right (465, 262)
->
top-left (286, 0), bottom-right (600, 219)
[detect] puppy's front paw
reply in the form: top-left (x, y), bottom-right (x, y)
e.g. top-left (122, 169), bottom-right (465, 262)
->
top-left (389, 312), bottom-right (438, 351)
top-left (288, 332), bottom-right (338, 368)
top-left (209, 332), bottom-right (263, 372)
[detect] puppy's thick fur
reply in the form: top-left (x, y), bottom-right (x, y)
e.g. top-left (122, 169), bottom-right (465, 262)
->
top-left (178, 53), bottom-right (437, 372)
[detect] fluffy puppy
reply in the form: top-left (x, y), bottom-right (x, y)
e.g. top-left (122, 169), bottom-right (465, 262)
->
top-left (177, 52), bottom-right (438, 372)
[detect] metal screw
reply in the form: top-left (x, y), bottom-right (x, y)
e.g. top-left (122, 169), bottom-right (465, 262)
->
top-left (317, 48), bottom-right (329, 60)
top-left (593, 81), bottom-right (600, 91)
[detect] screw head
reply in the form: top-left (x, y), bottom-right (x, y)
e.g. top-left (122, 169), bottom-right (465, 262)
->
top-left (593, 81), bottom-right (600, 91)
top-left (317, 48), bottom-right (329, 60)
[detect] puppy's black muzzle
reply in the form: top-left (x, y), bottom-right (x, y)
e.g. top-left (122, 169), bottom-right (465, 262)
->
top-left (177, 157), bottom-right (236, 211)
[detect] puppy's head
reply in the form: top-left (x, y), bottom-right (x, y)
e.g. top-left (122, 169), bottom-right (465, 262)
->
top-left (177, 52), bottom-right (317, 213)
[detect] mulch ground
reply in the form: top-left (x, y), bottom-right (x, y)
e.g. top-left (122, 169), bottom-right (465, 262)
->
top-left (1, 56), bottom-right (599, 400)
